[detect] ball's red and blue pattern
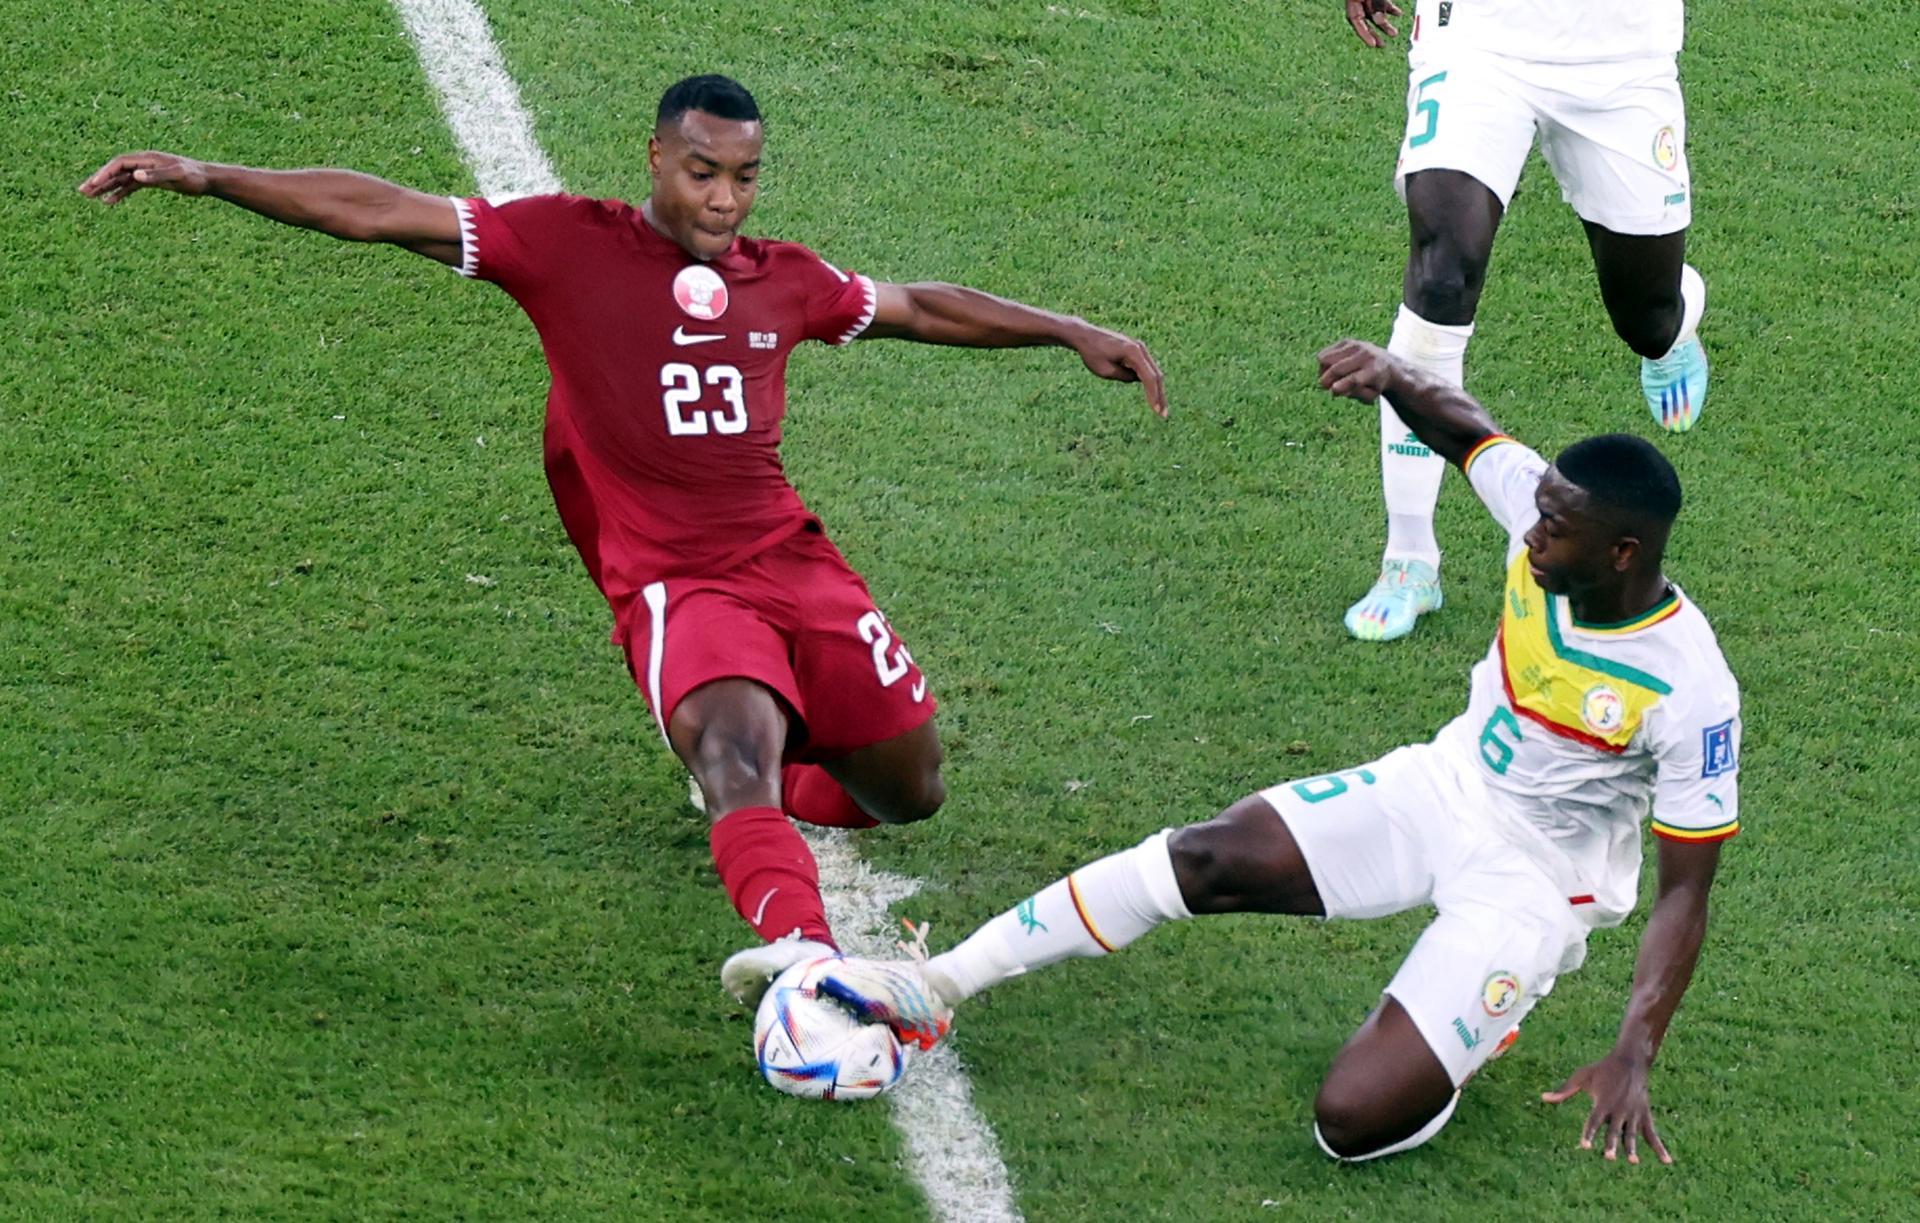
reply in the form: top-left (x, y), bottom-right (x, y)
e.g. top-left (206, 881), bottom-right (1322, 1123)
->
top-left (753, 955), bottom-right (907, 1101)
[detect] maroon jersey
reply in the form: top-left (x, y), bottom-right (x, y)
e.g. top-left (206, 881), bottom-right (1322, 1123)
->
top-left (452, 193), bottom-right (876, 619)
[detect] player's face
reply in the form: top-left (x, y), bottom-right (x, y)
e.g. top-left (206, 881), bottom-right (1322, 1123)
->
top-left (647, 110), bottom-right (763, 261)
top-left (1524, 469), bottom-right (1632, 596)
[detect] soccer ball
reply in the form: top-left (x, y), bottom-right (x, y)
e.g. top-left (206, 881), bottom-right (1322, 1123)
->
top-left (754, 955), bottom-right (908, 1101)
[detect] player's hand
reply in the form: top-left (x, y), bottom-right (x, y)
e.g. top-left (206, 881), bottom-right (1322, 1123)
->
top-left (1345, 0), bottom-right (1402, 48)
top-left (1073, 325), bottom-right (1168, 419)
top-left (1317, 338), bottom-right (1396, 404)
top-left (1542, 1051), bottom-right (1674, 1166)
top-left (78, 151), bottom-right (213, 204)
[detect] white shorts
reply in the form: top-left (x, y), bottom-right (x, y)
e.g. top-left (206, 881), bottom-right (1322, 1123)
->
top-left (1393, 45), bottom-right (1692, 236)
top-left (1261, 743), bottom-right (1590, 1086)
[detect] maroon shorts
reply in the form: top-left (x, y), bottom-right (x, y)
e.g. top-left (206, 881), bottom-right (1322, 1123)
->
top-left (615, 525), bottom-right (936, 760)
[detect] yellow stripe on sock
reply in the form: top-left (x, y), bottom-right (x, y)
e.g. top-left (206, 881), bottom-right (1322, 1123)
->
top-left (1066, 873), bottom-right (1116, 952)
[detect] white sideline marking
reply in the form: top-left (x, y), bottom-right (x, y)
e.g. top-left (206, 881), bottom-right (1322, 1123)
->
top-left (388, 0), bottom-right (560, 197)
top-left (386, 4), bottom-right (1020, 1218)
top-left (805, 828), bottom-right (1023, 1223)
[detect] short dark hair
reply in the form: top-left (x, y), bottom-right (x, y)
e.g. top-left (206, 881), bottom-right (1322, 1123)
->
top-left (656, 75), bottom-right (760, 130)
top-left (1556, 433), bottom-right (1683, 526)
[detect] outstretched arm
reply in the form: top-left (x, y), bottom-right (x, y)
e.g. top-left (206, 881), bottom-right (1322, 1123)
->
top-left (1542, 837), bottom-right (1721, 1165)
top-left (78, 151), bottom-right (463, 266)
top-left (1317, 338), bottom-right (1500, 467)
top-left (865, 281), bottom-right (1166, 418)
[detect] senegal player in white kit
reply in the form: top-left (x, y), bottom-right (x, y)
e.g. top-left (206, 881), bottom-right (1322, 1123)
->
top-left (1341, 0), bottom-right (1711, 643)
top-left (820, 338), bottom-right (1740, 1166)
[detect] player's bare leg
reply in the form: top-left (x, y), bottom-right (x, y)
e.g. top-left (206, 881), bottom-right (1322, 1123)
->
top-left (1583, 222), bottom-right (1708, 432)
top-left (1159, 794), bottom-right (1326, 914)
top-left (767, 715), bottom-right (944, 832)
top-left (671, 678), bottom-right (789, 817)
top-left (818, 718), bottom-right (946, 826)
top-left (1583, 223), bottom-right (1688, 356)
top-left (1169, 791), bottom-right (1537, 1142)
top-left (1402, 170), bottom-right (1504, 326)
top-left (1347, 170), bottom-right (1502, 642)
top-left (1313, 997), bottom-right (1461, 1159)
top-left (670, 679), bottom-right (838, 1003)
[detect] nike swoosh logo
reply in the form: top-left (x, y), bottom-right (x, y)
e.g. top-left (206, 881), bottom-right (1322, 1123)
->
top-left (751, 888), bottom-right (780, 926)
top-left (673, 326), bottom-right (725, 346)
top-left (911, 677), bottom-right (928, 703)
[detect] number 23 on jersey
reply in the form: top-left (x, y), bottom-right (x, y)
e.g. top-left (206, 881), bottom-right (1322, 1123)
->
top-left (661, 362), bottom-right (747, 436)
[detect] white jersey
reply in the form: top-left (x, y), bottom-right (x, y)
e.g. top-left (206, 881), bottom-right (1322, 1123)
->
top-left (1431, 436), bottom-right (1741, 927)
top-left (1411, 0), bottom-right (1684, 63)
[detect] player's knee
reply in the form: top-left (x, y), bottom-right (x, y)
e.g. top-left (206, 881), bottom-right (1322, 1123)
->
top-left (1405, 253), bottom-right (1485, 323)
top-left (868, 767), bottom-right (946, 825)
top-left (1166, 824), bottom-right (1227, 911)
top-left (1405, 228), bottom-right (1490, 324)
top-left (1166, 820), bottom-right (1266, 914)
top-left (1313, 1081), bottom-right (1455, 1161)
top-left (688, 727), bottom-right (782, 813)
top-left (1167, 798), bottom-right (1315, 915)
top-left (1311, 1081), bottom-right (1382, 1158)
top-left (1312, 1092), bottom-right (1407, 1161)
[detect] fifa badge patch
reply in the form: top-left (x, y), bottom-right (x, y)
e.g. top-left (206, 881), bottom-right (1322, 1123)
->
top-left (1701, 719), bottom-right (1736, 778)
top-left (1580, 684), bottom-right (1625, 735)
top-left (672, 264), bottom-right (729, 320)
top-left (1481, 972), bottom-right (1520, 1017)
top-left (1437, 2), bottom-right (1452, 27)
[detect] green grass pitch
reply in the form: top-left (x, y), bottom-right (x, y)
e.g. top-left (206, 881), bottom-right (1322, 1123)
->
top-left (3, 0), bottom-right (1917, 1217)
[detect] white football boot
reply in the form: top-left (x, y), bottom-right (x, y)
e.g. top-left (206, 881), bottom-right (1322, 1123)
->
top-left (721, 930), bottom-right (836, 1008)
top-left (815, 921), bottom-right (955, 1051)
top-left (1343, 557), bottom-right (1443, 642)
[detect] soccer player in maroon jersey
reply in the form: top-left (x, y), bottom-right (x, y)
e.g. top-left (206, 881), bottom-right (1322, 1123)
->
top-left (79, 75), bottom-right (1166, 1016)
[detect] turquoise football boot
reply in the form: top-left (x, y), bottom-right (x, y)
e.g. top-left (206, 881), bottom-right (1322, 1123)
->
top-left (1343, 558), bottom-right (1443, 642)
top-left (1642, 334), bottom-right (1709, 433)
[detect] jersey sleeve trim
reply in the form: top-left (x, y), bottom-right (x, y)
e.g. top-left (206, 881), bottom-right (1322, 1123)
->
top-left (450, 197), bottom-right (479, 278)
top-left (1462, 433), bottom-right (1517, 476)
top-left (1651, 817), bottom-right (1739, 843)
top-left (833, 274), bottom-right (877, 345)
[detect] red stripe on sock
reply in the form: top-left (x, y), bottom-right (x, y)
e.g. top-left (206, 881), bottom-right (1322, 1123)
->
top-left (1066, 873), bottom-right (1116, 952)
top-left (708, 806), bottom-right (835, 947)
top-left (781, 764), bottom-right (881, 829)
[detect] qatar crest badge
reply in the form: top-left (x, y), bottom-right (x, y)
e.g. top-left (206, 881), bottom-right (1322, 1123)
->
top-left (673, 264), bottom-right (729, 321)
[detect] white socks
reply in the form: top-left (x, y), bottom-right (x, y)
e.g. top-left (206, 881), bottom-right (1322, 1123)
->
top-left (1656, 263), bottom-right (1707, 359)
top-left (924, 831), bottom-right (1192, 1005)
top-left (1379, 304), bottom-right (1473, 569)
